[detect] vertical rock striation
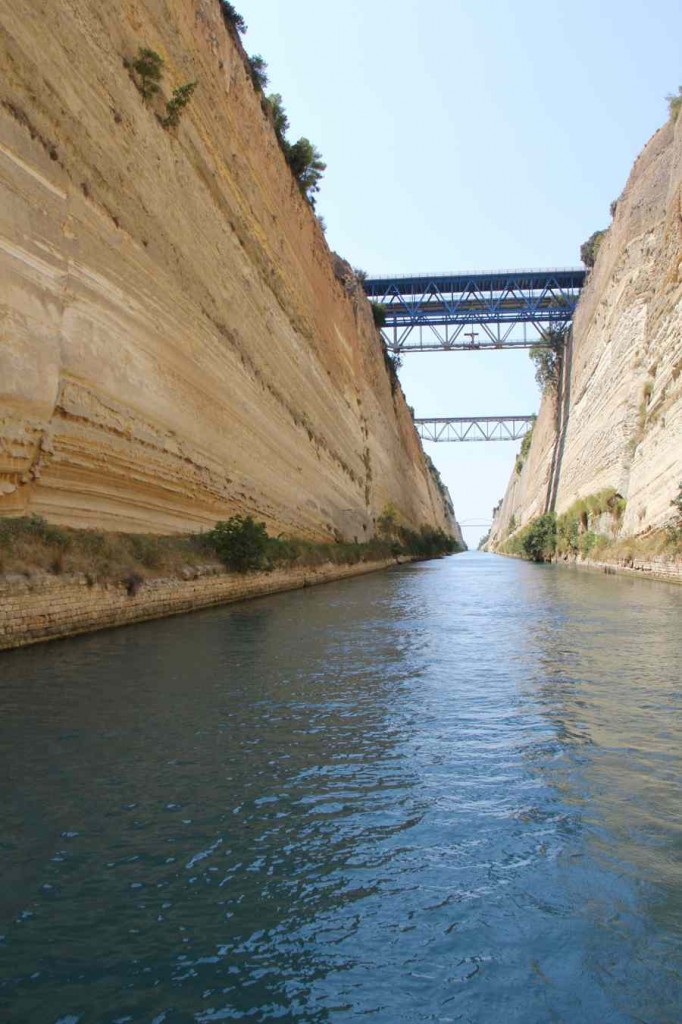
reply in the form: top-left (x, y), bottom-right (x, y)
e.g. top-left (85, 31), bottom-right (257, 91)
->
top-left (489, 114), bottom-right (682, 546)
top-left (0, 0), bottom-right (458, 540)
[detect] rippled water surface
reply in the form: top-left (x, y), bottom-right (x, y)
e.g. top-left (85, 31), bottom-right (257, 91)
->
top-left (1, 553), bottom-right (682, 1022)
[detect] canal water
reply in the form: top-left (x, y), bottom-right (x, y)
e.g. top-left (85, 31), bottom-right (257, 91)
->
top-left (1, 552), bottom-right (681, 1022)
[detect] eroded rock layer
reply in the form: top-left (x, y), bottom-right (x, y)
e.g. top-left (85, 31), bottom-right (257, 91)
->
top-left (0, 0), bottom-right (458, 540)
top-left (489, 115), bottom-right (682, 546)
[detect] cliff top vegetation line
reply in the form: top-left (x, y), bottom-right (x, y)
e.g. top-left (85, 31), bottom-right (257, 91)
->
top-left (216, 0), bottom-right (326, 208)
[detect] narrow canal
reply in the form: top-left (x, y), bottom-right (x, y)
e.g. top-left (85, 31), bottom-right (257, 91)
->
top-left (1, 553), bottom-right (681, 1022)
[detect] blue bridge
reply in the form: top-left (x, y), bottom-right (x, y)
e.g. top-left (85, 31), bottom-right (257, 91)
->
top-left (364, 267), bottom-right (586, 352)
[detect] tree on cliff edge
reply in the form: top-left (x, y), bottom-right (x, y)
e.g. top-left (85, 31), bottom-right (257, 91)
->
top-left (286, 137), bottom-right (326, 206)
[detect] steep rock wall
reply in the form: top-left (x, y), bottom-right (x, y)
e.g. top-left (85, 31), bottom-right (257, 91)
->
top-left (0, 0), bottom-right (457, 540)
top-left (489, 114), bottom-right (682, 546)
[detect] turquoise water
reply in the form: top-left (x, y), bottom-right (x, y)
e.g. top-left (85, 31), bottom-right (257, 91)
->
top-left (1, 552), bottom-right (681, 1022)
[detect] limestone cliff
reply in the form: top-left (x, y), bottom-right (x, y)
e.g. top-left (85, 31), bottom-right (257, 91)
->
top-left (0, 0), bottom-right (458, 541)
top-left (489, 113), bottom-right (682, 547)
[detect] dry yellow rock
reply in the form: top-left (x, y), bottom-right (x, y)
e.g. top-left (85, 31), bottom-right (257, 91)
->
top-left (0, 0), bottom-right (459, 542)
top-left (489, 115), bottom-right (682, 545)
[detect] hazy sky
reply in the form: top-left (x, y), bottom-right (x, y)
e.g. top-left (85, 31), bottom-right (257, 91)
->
top-left (240, 0), bottom-right (682, 547)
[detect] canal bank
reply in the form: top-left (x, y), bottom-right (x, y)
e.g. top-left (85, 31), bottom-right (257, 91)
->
top-left (0, 557), bottom-right (412, 652)
top-left (494, 549), bottom-right (682, 586)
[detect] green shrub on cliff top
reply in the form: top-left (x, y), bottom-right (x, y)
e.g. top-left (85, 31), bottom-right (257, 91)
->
top-left (286, 137), bottom-right (326, 206)
top-left (580, 229), bottom-right (607, 268)
top-left (219, 1), bottom-right (247, 34)
top-left (263, 96), bottom-right (326, 206)
top-left (667, 86), bottom-right (682, 122)
top-left (248, 55), bottom-right (268, 91)
top-left (267, 93), bottom-right (290, 143)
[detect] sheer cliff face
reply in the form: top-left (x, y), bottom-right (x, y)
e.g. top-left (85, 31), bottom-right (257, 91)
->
top-left (490, 115), bottom-right (682, 545)
top-left (0, 0), bottom-right (455, 539)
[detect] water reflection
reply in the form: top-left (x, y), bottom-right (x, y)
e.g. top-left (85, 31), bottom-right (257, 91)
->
top-left (0, 554), bottom-right (681, 1022)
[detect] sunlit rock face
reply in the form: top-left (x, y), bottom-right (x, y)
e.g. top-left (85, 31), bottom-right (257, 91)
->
top-left (0, 0), bottom-right (456, 540)
top-left (489, 115), bottom-right (682, 545)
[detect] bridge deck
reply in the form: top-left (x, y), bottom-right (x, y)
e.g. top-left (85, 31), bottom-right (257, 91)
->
top-left (364, 267), bottom-right (586, 351)
top-left (364, 267), bottom-right (586, 297)
top-left (415, 415), bottom-right (535, 442)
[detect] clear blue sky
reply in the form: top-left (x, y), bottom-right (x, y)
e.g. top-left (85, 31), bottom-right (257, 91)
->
top-left (240, 0), bottom-right (681, 547)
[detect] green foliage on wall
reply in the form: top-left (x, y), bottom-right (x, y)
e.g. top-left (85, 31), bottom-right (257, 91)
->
top-left (161, 81), bottom-right (197, 128)
top-left (515, 418), bottom-right (536, 474)
top-left (580, 229), bottom-right (607, 268)
top-left (529, 338), bottom-right (561, 393)
top-left (205, 515), bottom-right (269, 572)
top-left (499, 488), bottom-right (627, 562)
top-left (131, 47), bottom-right (164, 100)
top-left (371, 302), bottom-right (387, 328)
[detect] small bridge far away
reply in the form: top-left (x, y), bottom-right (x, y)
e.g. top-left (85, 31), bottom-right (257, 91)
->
top-left (363, 266), bottom-right (586, 442)
top-left (415, 415), bottom-right (534, 443)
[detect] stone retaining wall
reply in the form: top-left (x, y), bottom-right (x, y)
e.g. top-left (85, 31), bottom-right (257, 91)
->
top-left (0, 559), bottom-right (401, 651)
top-left (566, 554), bottom-right (682, 585)
top-left (495, 550), bottom-right (682, 585)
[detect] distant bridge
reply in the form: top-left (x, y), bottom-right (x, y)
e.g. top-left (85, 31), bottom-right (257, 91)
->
top-left (364, 267), bottom-right (585, 352)
top-left (415, 415), bottom-right (535, 443)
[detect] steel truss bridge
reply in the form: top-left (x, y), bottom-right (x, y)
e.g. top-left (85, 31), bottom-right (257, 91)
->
top-left (364, 267), bottom-right (585, 352)
top-left (415, 415), bottom-right (535, 443)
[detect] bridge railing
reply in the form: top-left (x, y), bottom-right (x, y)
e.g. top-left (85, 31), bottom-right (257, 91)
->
top-left (364, 265), bottom-right (585, 281)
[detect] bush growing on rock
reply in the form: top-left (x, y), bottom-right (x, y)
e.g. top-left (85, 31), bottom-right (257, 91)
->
top-left (162, 81), bottom-right (197, 128)
top-left (382, 340), bottom-right (402, 395)
top-left (515, 419), bottom-right (535, 474)
top-left (129, 48), bottom-right (196, 128)
top-left (516, 513), bottom-right (557, 562)
top-left (263, 96), bottom-right (326, 206)
top-left (131, 47), bottom-right (164, 100)
top-left (267, 93), bottom-right (290, 143)
top-left (219, 1), bottom-right (247, 34)
top-left (501, 489), bottom-right (629, 562)
top-left (580, 229), bottom-right (607, 268)
top-left (206, 515), bottom-right (269, 571)
top-left (529, 343), bottom-right (560, 393)
top-left (285, 137), bottom-right (326, 206)
top-left (370, 302), bottom-right (387, 328)
top-left (0, 512), bottom-right (462, 580)
top-left (667, 86), bottom-right (682, 122)
top-left (248, 55), bottom-right (268, 91)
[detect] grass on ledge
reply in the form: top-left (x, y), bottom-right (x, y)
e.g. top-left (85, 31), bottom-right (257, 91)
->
top-left (587, 528), bottom-right (682, 563)
top-left (0, 516), bottom-right (218, 581)
top-left (0, 515), bottom-right (460, 584)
